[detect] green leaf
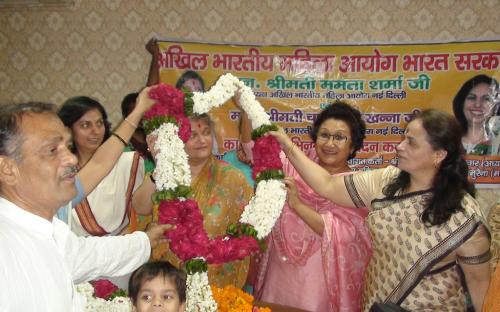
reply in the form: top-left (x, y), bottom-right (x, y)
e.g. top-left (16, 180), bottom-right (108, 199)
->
top-left (152, 186), bottom-right (193, 204)
top-left (251, 123), bottom-right (278, 140)
top-left (107, 289), bottom-right (127, 301)
top-left (143, 116), bottom-right (178, 134)
top-left (255, 169), bottom-right (285, 184)
top-left (226, 223), bottom-right (266, 252)
top-left (182, 87), bottom-right (194, 117)
top-left (184, 258), bottom-right (208, 274)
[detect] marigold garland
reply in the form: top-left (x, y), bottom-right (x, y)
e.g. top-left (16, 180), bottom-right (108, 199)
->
top-left (211, 285), bottom-right (271, 312)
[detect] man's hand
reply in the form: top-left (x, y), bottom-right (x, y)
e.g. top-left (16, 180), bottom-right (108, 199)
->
top-left (145, 37), bottom-right (160, 56)
top-left (145, 222), bottom-right (173, 248)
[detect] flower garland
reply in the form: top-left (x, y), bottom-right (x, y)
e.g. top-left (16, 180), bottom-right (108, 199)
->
top-left (144, 73), bottom-right (287, 311)
top-left (211, 284), bottom-right (271, 312)
top-left (76, 281), bottom-right (131, 312)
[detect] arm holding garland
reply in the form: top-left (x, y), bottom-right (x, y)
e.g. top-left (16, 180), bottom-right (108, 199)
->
top-left (77, 87), bottom-right (154, 196)
top-left (270, 128), bottom-right (355, 208)
top-left (284, 176), bottom-right (324, 235)
top-left (146, 37), bottom-right (160, 87)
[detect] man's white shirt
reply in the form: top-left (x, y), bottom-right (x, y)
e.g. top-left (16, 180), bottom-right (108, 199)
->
top-left (0, 197), bottom-right (150, 311)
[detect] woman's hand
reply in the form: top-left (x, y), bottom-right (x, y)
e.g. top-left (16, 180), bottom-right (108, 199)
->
top-left (283, 176), bottom-right (325, 235)
top-left (269, 127), bottom-right (293, 153)
top-left (134, 86), bottom-right (155, 115)
top-left (146, 134), bottom-right (159, 160)
top-left (283, 176), bottom-right (303, 211)
top-left (232, 89), bottom-right (243, 110)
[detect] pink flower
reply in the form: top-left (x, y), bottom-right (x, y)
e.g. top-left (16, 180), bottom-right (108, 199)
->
top-left (92, 279), bottom-right (118, 299)
top-left (252, 135), bottom-right (283, 179)
top-left (144, 83), bottom-right (186, 120)
top-left (177, 116), bottom-right (192, 143)
top-left (143, 103), bottom-right (169, 120)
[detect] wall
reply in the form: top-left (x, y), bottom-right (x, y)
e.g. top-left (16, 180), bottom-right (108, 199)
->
top-left (1, 0), bottom-right (499, 122)
top-left (0, 0), bottom-right (498, 214)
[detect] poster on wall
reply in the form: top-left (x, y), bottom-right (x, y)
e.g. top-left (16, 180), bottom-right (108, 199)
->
top-left (155, 40), bottom-right (500, 187)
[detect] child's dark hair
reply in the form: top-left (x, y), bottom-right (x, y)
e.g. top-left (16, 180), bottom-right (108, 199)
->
top-left (129, 261), bottom-right (187, 304)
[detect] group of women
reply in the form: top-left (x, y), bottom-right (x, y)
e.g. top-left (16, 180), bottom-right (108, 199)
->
top-left (57, 52), bottom-right (498, 312)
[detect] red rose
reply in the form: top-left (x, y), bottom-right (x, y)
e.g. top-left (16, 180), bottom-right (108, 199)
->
top-left (92, 279), bottom-right (118, 299)
top-left (176, 116), bottom-right (192, 143)
top-left (145, 83), bottom-right (187, 121)
top-left (252, 135), bottom-right (283, 178)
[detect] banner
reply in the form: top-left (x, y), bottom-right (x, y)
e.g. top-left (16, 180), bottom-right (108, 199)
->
top-left (156, 40), bottom-right (500, 187)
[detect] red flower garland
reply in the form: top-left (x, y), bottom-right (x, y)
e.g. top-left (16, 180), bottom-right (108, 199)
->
top-left (145, 83), bottom-right (279, 266)
top-left (92, 279), bottom-right (119, 300)
top-left (158, 199), bottom-right (260, 264)
top-left (252, 135), bottom-right (283, 180)
top-left (145, 84), bottom-right (186, 119)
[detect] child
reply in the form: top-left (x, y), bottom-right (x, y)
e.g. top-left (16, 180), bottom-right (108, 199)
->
top-left (129, 261), bottom-right (186, 312)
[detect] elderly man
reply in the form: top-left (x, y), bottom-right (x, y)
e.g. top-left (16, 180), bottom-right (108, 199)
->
top-left (0, 100), bottom-right (171, 311)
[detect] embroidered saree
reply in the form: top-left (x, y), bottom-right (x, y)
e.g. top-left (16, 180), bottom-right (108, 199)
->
top-left (254, 149), bottom-right (372, 312)
top-left (153, 156), bottom-right (253, 288)
top-left (344, 166), bottom-right (491, 311)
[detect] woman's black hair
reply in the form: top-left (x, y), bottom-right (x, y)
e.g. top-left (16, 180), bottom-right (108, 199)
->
top-left (121, 92), bottom-right (139, 117)
top-left (310, 101), bottom-right (366, 159)
top-left (383, 109), bottom-right (475, 226)
top-left (58, 96), bottom-right (111, 153)
top-left (175, 70), bottom-right (205, 91)
top-left (452, 74), bottom-right (498, 135)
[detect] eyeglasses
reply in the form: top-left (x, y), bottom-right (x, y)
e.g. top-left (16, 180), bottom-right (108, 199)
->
top-left (316, 131), bottom-right (349, 144)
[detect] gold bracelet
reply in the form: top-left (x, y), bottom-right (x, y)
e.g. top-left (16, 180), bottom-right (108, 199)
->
top-left (124, 117), bottom-right (138, 129)
top-left (286, 143), bottom-right (295, 155)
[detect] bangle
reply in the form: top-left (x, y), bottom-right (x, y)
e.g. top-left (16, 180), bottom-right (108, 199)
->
top-left (124, 117), bottom-right (138, 129)
top-left (286, 143), bottom-right (295, 155)
top-left (111, 132), bottom-right (127, 147)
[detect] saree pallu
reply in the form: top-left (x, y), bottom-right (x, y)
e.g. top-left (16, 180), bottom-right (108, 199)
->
top-left (152, 156), bottom-right (253, 288)
top-left (71, 152), bottom-right (144, 236)
top-left (362, 190), bottom-right (483, 312)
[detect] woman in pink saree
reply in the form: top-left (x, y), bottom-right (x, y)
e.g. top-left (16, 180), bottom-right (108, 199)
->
top-left (253, 102), bottom-right (372, 312)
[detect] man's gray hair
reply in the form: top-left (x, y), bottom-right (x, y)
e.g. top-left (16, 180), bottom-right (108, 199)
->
top-left (0, 102), bottom-right (56, 162)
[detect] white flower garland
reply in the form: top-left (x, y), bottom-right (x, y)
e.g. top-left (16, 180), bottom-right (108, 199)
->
top-left (185, 272), bottom-right (218, 312)
top-left (76, 283), bottom-right (132, 312)
top-left (153, 73), bottom-right (287, 312)
top-left (192, 73), bottom-right (271, 129)
top-left (240, 179), bottom-right (287, 239)
top-left (151, 122), bottom-right (191, 190)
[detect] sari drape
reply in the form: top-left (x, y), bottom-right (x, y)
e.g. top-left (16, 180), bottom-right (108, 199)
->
top-left (255, 149), bottom-right (372, 312)
top-left (344, 166), bottom-right (491, 311)
top-left (153, 156), bottom-right (253, 287)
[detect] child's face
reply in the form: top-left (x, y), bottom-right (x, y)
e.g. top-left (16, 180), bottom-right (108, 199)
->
top-left (133, 276), bottom-right (185, 312)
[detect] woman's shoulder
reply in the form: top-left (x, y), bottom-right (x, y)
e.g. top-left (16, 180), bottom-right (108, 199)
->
top-left (216, 158), bottom-right (246, 175)
top-left (352, 165), bottom-right (400, 181)
top-left (107, 151), bottom-right (143, 176)
top-left (461, 192), bottom-right (486, 220)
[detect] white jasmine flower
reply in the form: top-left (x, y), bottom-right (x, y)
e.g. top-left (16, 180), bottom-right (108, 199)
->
top-left (185, 272), bottom-right (217, 312)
